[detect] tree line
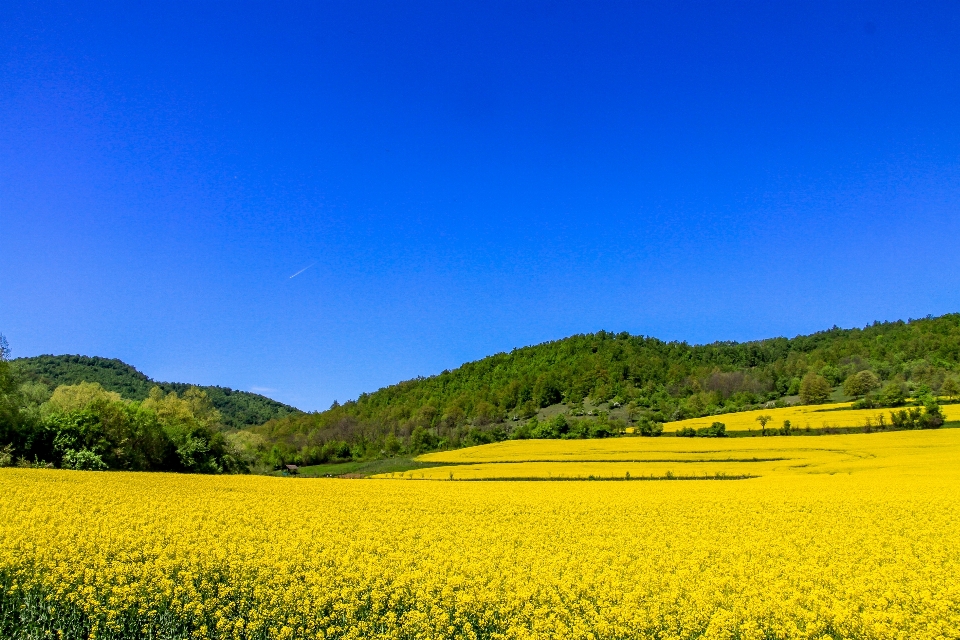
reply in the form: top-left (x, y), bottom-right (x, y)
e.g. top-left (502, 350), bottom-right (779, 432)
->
top-left (14, 354), bottom-right (296, 429)
top-left (3, 314), bottom-right (960, 472)
top-left (1, 338), bottom-right (246, 472)
top-left (246, 314), bottom-right (960, 467)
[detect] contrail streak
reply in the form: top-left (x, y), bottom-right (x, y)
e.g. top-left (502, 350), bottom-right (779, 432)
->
top-left (289, 263), bottom-right (315, 279)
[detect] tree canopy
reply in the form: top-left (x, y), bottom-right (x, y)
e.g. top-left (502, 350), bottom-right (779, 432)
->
top-left (249, 314), bottom-right (960, 465)
top-left (13, 355), bottom-right (297, 429)
top-left (4, 313), bottom-right (960, 472)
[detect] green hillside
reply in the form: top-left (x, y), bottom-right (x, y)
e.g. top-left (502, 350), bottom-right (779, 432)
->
top-left (4, 314), bottom-right (959, 473)
top-left (250, 314), bottom-right (960, 465)
top-left (13, 355), bottom-right (298, 429)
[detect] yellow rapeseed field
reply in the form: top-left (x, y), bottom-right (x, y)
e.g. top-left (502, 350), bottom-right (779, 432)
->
top-left (3, 429), bottom-right (960, 639)
top-left (661, 402), bottom-right (960, 433)
top-left (410, 427), bottom-right (960, 480)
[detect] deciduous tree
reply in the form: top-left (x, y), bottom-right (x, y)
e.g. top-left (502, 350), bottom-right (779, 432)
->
top-left (799, 373), bottom-right (831, 404)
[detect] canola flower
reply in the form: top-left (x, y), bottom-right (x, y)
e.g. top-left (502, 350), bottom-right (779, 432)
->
top-left (661, 402), bottom-right (960, 433)
top-left (3, 429), bottom-right (960, 639)
top-left (407, 427), bottom-right (960, 480)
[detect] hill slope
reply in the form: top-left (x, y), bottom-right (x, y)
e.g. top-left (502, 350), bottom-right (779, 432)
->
top-left (251, 314), bottom-right (960, 463)
top-left (14, 355), bottom-right (298, 429)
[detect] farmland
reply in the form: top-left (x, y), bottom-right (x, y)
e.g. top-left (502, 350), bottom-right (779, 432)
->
top-left (662, 402), bottom-right (960, 434)
top-left (406, 426), bottom-right (960, 480)
top-left (3, 429), bottom-right (960, 639)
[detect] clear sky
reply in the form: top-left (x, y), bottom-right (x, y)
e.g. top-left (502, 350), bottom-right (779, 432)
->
top-left (2, 2), bottom-right (959, 411)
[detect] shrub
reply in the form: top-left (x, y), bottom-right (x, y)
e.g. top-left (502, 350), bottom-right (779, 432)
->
top-left (511, 419), bottom-right (535, 440)
top-left (696, 422), bottom-right (727, 438)
top-left (920, 399), bottom-right (945, 429)
top-left (586, 422), bottom-right (614, 439)
top-left (0, 444), bottom-right (12, 467)
top-left (636, 417), bottom-right (664, 437)
top-left (890, 408), bottom-right (917, 429)
top-left (61, 448), bottom-right (108, 471)
top-left (880, 382), bottom-right (906, 407)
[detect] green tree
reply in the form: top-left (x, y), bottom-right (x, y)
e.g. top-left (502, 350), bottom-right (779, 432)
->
top-left (0, 336), bottom-right (22, 447)
top-left (880, 382), bottom-right (906, 406)
top-left (410, 426), bottom-right (439, 453)
top-left (799, 373), bottom-right (831, 404)
top-left (0, 335), bottom-right (33, 458)
top-left (141, 386), bottom-right (238, 473)
top-left (755, 414), bottom-right (772, 435)
top-left (843, 370), bottom-right (880, 397)
top-left (920, 398), bottom-right (945, 429)
top-left (635, 416), bottom-right (663, 437)
top-left (695, 422), bottom-right (727, 437)
top-left (383, 432), bottom-right (402, 455)
top-left (820, 365), bottom-right (843, 385)
top-left (940, 377), bottom-right (959, 401)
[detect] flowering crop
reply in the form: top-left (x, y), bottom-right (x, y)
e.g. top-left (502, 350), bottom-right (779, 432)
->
top-left (3, 429), bottom-right (960, 639)
top-left (660, 402), bottom-right (960, 433)
top-left (410, 427), bottom-right (960, 480)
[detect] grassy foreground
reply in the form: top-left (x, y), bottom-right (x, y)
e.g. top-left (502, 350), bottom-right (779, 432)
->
top-left (3, 429), bottom-right (960, 639)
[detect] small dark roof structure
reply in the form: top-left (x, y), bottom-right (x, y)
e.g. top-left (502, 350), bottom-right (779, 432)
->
top-left (284, 464), bottom-right (299, 474)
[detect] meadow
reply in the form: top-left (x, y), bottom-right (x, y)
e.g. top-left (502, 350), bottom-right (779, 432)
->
top-left (3, 429), bottom-right (960, 639)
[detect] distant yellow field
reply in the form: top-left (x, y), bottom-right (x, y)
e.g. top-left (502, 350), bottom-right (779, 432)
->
top-left (662, 401), bottom-right (960, 432)
top-left (409, 427), bottom-right (960, 480)
top-left (396, 460), bottom-right (777, 480)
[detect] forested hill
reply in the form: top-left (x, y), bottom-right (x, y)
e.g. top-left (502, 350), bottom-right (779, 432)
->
top-left (251, 314), bottom-right (960, 461)
top-left (14, 355), bottom-right (298, 429)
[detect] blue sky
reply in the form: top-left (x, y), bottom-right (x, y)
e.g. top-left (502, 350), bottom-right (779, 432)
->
top-left (2, 2), bottom-right (959, 411)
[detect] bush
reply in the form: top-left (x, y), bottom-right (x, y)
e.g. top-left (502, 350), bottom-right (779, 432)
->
top-left (587, 421), bottom-right (614, 439)
top-left (696, 422), bottom-right (727, 438)
top-left (532, 415), bottom-right (570, 439)
top-left (676, 427), bottom-right (696, 437)
top-left (880, 382), bottom-right (906, 407)
top-left (463, 427), bottom-right (494, 447)
top-left (511, 419), bottom-right (535, 440)
top-left (889, 401), bottom-right (942, 430)
top-left (61, 448), bottom-right (107, 471)
top-left (890, 408), bottom-right (922, 430)
top-left (920, 399), bottom-right (945, 429)
top-left (636, 417), bottom-right (664, 437)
